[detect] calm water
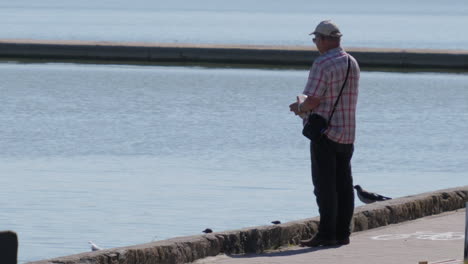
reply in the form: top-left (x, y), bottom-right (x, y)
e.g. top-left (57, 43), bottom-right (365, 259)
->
top-left (0, 0), bottom-right (468, 262)
top-left (0, 62), bottom-right (467, 262)
top-left (0, 0), bottom-right (467, 49)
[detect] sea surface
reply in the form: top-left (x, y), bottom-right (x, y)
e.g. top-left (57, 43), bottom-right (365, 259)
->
top-left (0, 0), bottom-right (467, 49)
top-left (1, 62), bottom-right (467, 262)
top-left (0, 0), bottom-right (467, 263)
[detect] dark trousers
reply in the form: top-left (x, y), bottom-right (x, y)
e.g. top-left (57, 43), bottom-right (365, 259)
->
top-left (310, 136), bottom-right (354, 240)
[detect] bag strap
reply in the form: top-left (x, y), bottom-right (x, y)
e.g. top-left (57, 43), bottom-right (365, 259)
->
top-left (327, 55), bottom-right (351, 125)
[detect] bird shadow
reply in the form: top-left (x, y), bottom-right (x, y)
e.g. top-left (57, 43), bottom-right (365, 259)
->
top-left (227, 245), bottom-right (342, 259)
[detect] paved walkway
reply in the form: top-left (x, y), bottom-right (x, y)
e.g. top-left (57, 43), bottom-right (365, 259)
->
top-left (193, 209), bottom-right (466, 264)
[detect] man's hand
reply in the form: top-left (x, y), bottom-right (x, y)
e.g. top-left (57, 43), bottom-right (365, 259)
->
top-left (290, 95), bottom-right (321, 116)
top-left (289, 101), bottom-right (301, 115)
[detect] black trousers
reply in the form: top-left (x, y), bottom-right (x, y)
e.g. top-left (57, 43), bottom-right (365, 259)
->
top-left (310, 135), bottom-right (354, 240)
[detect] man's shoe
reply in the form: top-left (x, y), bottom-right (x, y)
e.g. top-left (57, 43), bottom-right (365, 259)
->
top-left (300, 236), bottom-right (336, 247)
top-left (336, 237), bottom-right (350, 245)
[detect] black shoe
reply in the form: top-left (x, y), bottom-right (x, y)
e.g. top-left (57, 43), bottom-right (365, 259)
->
top-left (300, 235), bottom-right (336, 247)
top-left (336, 237), bottom-right (350, 245)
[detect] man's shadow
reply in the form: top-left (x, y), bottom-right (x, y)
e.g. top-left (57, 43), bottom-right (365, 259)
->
top-left (228, 245), bottom-right (342, 259)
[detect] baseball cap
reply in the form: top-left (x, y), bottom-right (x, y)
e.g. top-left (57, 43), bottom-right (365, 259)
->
top-left (309, 20), bottom-right (343, 37)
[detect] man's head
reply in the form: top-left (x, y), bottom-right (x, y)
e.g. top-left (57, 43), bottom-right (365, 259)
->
top-left (310, 20), bottom-right (342, 54)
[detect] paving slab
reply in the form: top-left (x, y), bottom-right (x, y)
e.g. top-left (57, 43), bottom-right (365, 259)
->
top-left (193, 209), bottom-right (466, 264)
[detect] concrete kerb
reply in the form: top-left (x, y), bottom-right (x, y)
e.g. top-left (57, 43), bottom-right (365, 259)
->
top-left (1, 40), bottom-right (468, 69)
top-left (29, 186), bottom-right (468, 264)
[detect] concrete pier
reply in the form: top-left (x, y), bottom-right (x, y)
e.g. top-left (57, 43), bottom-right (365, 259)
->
top-left (28, 186), bottom-right (468, 264)
top-left (195, 209), bottom-right (466, 264)
top-left (1, 39), bottom-right (468, 70)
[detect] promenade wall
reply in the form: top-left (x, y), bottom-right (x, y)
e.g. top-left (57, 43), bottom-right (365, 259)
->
top-left (1, 40), bottom-right (468, 69)
top-left (29, 185), bottom-right (468, 264)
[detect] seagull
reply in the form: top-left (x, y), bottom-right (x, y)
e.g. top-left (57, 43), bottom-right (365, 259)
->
top-left (202, 228), bottom-right (213, 234)
top-left (88, 241), bottom-right (103, 251)
top-left (354, 185), bottom-right (392, 204)
top-left (271, 220), bottom-right (281, 225)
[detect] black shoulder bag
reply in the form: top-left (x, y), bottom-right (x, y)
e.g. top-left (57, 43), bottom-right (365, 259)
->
top-left (302, 56), bottom-right (351, 141)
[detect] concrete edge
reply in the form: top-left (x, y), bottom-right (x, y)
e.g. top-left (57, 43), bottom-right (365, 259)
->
top-left (28, 185), bottom-right (468, 264)
top-left (1, 40), bottom-right (468, 69)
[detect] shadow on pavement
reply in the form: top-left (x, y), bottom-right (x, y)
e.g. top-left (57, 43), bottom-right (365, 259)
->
top-left (228, 245), bottom-right (342, 259)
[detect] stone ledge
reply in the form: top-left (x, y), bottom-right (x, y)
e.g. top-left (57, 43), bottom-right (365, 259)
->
top-left (1, 40), bottom-right (468, 69)
top-left (29, 186), bottom-right (468, 264)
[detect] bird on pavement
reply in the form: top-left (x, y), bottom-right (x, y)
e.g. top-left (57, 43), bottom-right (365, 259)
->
top-left (88, 241), bottom-right (102, 251)
top-left (202, 228), bottom-right (213, 234)
top-left (354, 185), bottom-right (392, 204)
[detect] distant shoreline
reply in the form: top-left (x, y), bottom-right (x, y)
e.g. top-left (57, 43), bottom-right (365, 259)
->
top-left (1, 39), bottom-right (468, 71)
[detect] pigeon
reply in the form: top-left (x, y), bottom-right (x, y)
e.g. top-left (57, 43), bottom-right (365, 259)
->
top-left (354, 185), bottom-right (392, 204)
top-left (271, 220), bottom-right (281, 225)
top-left (88, 241), bottom-right (103, 251)
top-left (202, 228), bottom-right (213, 234)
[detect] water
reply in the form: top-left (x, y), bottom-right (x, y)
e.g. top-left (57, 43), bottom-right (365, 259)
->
top-left (0, 0), bottom-right (467, 262)
top-left (0, 0), bottom-right (467, 49)
top-left (0, 62), bottom-right (467, 262)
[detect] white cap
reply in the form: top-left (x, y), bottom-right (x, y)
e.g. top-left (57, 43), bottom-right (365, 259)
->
top-left (309, 20), bottom-right (342, 37)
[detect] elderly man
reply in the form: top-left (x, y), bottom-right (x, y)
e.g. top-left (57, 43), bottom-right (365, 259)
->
top-left (289, 20), bottom-right (360, 247)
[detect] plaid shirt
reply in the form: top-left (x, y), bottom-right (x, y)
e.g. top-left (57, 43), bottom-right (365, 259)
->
top-left (303, 47), bottom-right (360, 144)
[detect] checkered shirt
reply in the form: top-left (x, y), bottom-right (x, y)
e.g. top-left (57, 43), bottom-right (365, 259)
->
top-left (303, 47), bottom-right (360, 144)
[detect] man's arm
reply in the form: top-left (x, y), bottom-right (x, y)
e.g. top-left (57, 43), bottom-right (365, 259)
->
top-left (289, 62), bottom-right (325, 116)
top-left (299, 96), bottom-right (320, 112)
top-left (289, 96), bottom-right (321, 116)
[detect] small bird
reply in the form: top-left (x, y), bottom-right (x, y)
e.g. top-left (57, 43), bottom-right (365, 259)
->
top-left (271, 220), bottom-right (281, 225)
top-left (88, 241), bottom-right (103, 251)
top-left (202, 228), bottom-right (213, 234)
top-left (354, 185), bottom-right (392, 204)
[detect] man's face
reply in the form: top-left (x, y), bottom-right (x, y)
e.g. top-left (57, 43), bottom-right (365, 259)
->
top-left (313, 34), bottom-right (325, 54)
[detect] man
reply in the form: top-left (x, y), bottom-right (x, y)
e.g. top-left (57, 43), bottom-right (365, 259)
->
top-left (289, 20), bottom-right (360, 247)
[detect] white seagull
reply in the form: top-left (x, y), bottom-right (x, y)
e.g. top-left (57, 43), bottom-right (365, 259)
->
top-left (88, 241), bottom-right (103, 251)
top-left (354, 185), bottom-right (392, 204)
